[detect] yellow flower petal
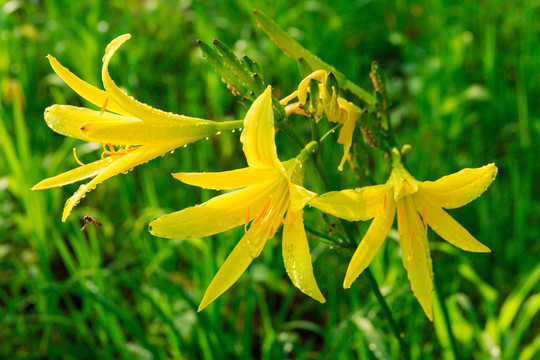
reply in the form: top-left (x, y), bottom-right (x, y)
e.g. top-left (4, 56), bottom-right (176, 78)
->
top-left (390, 163), bottom-right (419, 201)
top-left (288, 184), bottom-right (317, 212)
top-left (149, 181), bottom-right (277, 239)
top-left (337, 115), bottom-right (355, 171)
top-left (198, 225), bottom-right (268, 311)
top-left (240, 86), bottom-right (284, 171)
top-left (297, 70), bottom-right (326, 105)
top-left (173, 168), bottom-right (281, 190)
top-left (31, 157), bottom-right (116, 190)
top-left (101, 34), bottom-right (200, 125)
top-left (309, 184), bottom-right (391, 221)
top-left (282, 210), bottom-right (326, 303)
top-left (80, 119), bottom-right (232, 145)
top-left (397, 196), bottom-right (434, 321)
top-left (415, 192), bottom-right (491, 252)
top-left (343, 193), bottom-right (395, 288)
top-left (61, 141), bottom-right (180, 221)
top-left (47, 54), bottom-right (128, 115)
top-left (44, 105), bottom-right (137, 141)
top-left (418, 163), bottom-right (497, 209)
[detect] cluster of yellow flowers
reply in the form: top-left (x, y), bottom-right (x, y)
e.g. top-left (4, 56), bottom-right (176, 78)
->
top-left (34, 35), bottom-right (497, 320)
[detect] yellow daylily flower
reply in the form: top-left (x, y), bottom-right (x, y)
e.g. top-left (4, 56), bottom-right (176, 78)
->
top-left (309, 148), bottom-right (497, 320)
top-left (32, 34), bottom-right (242, 221)
top-left (150, 86), bottom-right (325, 311)
top-left (281, 70), bottom-right (362, 171)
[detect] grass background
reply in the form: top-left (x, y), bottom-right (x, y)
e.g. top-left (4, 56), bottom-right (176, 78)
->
top-left (1, 0), bottom-right (538, 358)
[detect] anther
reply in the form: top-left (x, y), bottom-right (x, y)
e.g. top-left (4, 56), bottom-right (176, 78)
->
top-left (254, 197), bottom-right (272, 224)
top-left (100, 97), bottom-right (109, 117)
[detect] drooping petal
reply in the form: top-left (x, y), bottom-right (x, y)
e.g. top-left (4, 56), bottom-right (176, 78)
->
top-left (297, 70), bottom-right (326, 105)
top-left (415, 192), bottom-right (491, 252)
top-left (101, 34), bottom-right (203, 125)
top-left (198, 224), bottom-right (268, 311)
top-left (80, 119), bottom-right (233, 145)
top-left (282, 210), bottom-right (326, 303)
top-left (240, 86), bottom-right (284, 171)
top-left (31, 157), bottom-right (116, 190)
top-left (336, 115), bottom-right (355, 171)
top-left (173, 167), bottom-right (281, 190)
top-left (418, 163), bottom-right (497, 209)
top-left (149, 181), bottom-right (277, 239)
top-left (47, 54), bottom-right (128, 115)
top-left (308, 184), bottom-right (391, 221)
top-left (61, 141), bottom-right (181, 221)
top-left (44, 105), bottom-right (138, 141)
top-left (397, 196), bottom-right (434, 321)
top-left (343, 193), bottom-right (395, 288)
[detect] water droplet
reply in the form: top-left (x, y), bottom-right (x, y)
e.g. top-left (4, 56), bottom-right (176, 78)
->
top-left (205, 137), bottom-right (209, 140)
top-left (216, 131), bottom-right (221, 135)
top-left (170, 150), bottom-right (175, 154)
top-left (183, 144), bottom-right (187, 148)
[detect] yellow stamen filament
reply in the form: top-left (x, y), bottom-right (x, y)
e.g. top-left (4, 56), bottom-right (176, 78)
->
top-left (422, 206), bottom-right (427, 227)
top-left (280, 218), bottom-right (289, 227)
top-left (383, 194), bottom-right (388, 212)
top-left (72, 148), bottom-right (86, 166)
top-left (99, 97), bottom-right (109, 117)
top-left (254, 197), bottom-right (272, 224)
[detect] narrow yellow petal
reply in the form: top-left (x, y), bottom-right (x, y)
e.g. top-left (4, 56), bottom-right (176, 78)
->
top-left (308, 184), bottom-right (391, 221)
top-left (397, 196), bottom-right (434, 321)
top-left (61, 141), bottom-right (180, 221)
top-left (297, 70), bottom-right (326, 104)
top-left (240, 86), bottom-right (284, 170)
top-left (32, 157), bottom-right (115, 190)
top-left (101, 34), bottom-right (201, 124)
top-left (336, 115), bottom-right (355, 171)
top-left (47, 54), bottom-right (128, 115)
top-left (415, 192), bottom-right (491, 252)
top-left (80, 120), bottom-right (228, 145)
top-left (343, 193), bottom-right (395, 288)
top-left (149, 181), bottom-right (276, 239)
top-left (198, 226), bottom-right (268, 311)
top-left (288, 184), bottom-right (317, 212)
top-left (282, 210), bottom-right (325, 303)
top-left (44, 105), bottom-right (137, 141)
top-left (418, 163), bottom-right (498, 209)
top-left (173, 168), bottom-right (280, 190)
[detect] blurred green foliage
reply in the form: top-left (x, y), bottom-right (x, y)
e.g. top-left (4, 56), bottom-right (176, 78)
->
top-left (0, 0), bottom-right (538, 359)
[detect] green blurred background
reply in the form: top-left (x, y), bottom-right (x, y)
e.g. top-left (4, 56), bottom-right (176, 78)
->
top-left (1, 0), bottom-right (538, 359)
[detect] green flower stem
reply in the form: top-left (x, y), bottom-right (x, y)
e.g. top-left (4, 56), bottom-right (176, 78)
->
top-left (297, 140), bottom-right (319, 163)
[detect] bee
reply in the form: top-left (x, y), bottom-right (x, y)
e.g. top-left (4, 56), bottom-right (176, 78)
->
top-left (81, 216), bottom-right (102, 231)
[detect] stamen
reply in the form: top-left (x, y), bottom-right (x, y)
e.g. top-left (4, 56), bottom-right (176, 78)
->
top-left (73, 148), bottom-right (86, 166)
top-left (289, 212), bottom-right (297, 222)
top-left (100, 97), bottom-right (109, 117)
top-left (245, 206), bottom-right (250, 233)
top-left (422, 206), bottom-right (427, 226)
top-left (254, 197), bottom-right (272, 224)
top-left (280, 218), bottom-right (288, 227)
top-left (107, 143), bottom-right (115, 153)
